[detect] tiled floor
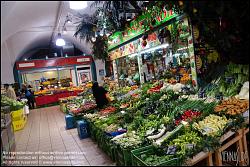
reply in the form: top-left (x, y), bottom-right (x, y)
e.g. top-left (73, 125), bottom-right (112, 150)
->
top-left (14, 105), bottom-right (115, 166)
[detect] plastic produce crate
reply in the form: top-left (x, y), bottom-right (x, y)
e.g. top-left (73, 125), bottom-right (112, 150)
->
top-left (131, 145), bottom-right (180, 166)
top-left (115, 145), bottom-right (134, 166)
top-left (12, 117), bottom-right (27, 132)
top-left (65, 114), bottom-right (76, 129)
top-left (60, 103), bottom-right (67, 113)
top-left (99, 134), bottom-right (116, 161)
top-left (11, 108), bottom-right (25, 122)
top-left (76, 120), bottom-right (89, 139)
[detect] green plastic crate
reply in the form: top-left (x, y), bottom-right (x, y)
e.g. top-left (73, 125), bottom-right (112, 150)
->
top-left (99, 135), bottom-right (116, 161)
top-left (115, 145), bottom-right (135, 166)
top-left (88, 122), bottom-right (98, 141)
top-left (131, 145), bottom-right (180, 166)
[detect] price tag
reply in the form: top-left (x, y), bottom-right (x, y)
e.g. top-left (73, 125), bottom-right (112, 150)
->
top-left (186, 143), bottom-right (195, 149)
top-left (165, 145), bottom-right (177, 155)
top-left (243, 109), bottom-right (249, 118)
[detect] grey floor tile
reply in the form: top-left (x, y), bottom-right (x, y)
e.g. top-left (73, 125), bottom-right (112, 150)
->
top-left (13, 105), bottom-right (115, 166)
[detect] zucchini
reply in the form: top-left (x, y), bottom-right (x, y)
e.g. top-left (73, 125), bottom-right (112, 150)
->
top-left (153, 124), bottom-right (184, 146)
top-left (147, 126), bottom-right (166, 140)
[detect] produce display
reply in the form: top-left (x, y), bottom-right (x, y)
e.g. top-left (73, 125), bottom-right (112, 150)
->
top-left (34, 86), bottom-right (84, 96)
top-left (70, 101), bottom-right (97, 115)
top-left (214, 97), bottom-right (249, 115)
top-left (193, 114), bottom-right (229, 137)
top-left (235, 81), bottom-right (249, 100)
top-left (1, 95), bottom-right (25, 111)
top-left (100, 106), bottom-right (116, 115)
top-left (202, 63), bottom-right (249, 97)
top-left (147, 84), bottom-right (163, 93)
top-left (175, 110), bottom-right (202, 125)
top-left (112, 132), bottom-right (143, 149)
top-left (62, 91), bottom-right (97, 115)
top-left (63, 67), bottom-right (248, 166)
top-left (168, 130), bottom-right (202, 157)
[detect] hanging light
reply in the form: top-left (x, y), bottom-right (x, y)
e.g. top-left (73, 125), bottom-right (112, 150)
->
top-left (69, 1), bottom-right (87, 10)
top-left (24, 58), bottom-right (27, 61)
top-left (56, 33), bottom-right (65, 46)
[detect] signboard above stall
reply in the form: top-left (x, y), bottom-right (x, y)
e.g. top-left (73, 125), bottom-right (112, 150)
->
top-left (108, 6), bottom-right (178, 51)
top-left (109, 32), bottom-right (162, 60)
top-left (16, 56), bottom-right (93, 70)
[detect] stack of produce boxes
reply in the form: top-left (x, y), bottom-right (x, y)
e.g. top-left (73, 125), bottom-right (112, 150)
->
top-left (11, 107), bottom-right (27, 131)
top-left (1, 106), bottom-right (16, 162)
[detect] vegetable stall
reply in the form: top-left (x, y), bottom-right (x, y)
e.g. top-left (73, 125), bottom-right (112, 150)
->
top-left (60, 2), bottom-right (249, 166)
top-left (64, 71), bottom-right (249, 166)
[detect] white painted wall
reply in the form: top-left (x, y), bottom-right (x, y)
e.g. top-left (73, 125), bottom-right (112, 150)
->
top-left (1, 42), bottom-right (15, 84)
top-left (71, 69), bottom-right (77, 86)
top-left (1, 1), bottom-right (96, 84)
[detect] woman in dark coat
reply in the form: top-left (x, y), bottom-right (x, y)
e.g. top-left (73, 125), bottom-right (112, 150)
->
top-left (21, 84), bottom-right (35, 109)
top-left (92, 82), bottom-right (109, 108)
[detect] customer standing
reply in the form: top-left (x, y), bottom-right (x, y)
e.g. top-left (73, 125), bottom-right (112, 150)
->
top-left (4, 84), bottom-right (17, 100)
top-left (21, 84), bottom-right (35, 109)
top-left (92, 82), bottom-right (109, 108)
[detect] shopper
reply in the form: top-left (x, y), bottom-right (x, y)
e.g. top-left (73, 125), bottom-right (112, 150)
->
top-left (92, 82), bottom-right (109, 108)
top-left (21, 84), bottom-right (35, 109)
top-left (4, 84), bottom-right (17, 100)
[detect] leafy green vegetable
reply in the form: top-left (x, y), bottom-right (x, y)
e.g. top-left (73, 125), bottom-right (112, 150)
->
top-left (1, 95), bottom-right (25, 111)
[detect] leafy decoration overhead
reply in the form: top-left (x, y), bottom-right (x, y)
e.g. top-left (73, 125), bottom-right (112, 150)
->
top-left (175, 1), bottom-right (249, 63)
top-left (92, 36), bottom-right (109, 61)
top-left (74, 13), bottom-right (97, 43)
top-left (73, 1), bottom-right (248, 64)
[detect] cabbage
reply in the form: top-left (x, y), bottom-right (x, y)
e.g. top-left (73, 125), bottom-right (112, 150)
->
top-left (1, 95), bottom-right (25, 111)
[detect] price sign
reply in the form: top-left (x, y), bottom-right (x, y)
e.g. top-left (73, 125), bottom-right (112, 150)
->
top-left (165, 145), bottom-right (177, 155)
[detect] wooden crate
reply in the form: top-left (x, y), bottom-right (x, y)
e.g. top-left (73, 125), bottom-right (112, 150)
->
top-left (214, 129), bottom-right (245, 166)
top-left (185, 151), bottom-right (213, 166)
top-left (242, 128), bottom-right (249, 166)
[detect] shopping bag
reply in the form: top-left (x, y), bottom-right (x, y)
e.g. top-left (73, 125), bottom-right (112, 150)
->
top-left (24, 105), bottom-right (30, 115)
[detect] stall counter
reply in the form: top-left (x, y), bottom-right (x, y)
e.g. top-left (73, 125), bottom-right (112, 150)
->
top-left (35, 90), bottom-right (83, 106)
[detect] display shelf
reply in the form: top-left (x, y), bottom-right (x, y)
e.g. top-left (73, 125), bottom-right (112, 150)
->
top-left (242, 128), bottom-right (249, 166)
top-left (131, 145), bottom-right (180, 166)
top-left (185, 151), bottom-right (213, 166)
top-left (214, 129), bottom-right (245, 166)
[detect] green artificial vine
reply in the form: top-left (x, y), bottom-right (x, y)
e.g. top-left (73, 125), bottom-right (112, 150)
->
top-left (92, 36), bottom-right (109, 61)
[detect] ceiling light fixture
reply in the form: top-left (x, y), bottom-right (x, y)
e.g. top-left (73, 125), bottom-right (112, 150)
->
top-left (69, 1), bottom-right (87, 10)
top-left (56, 33), bottom-right (66, 46)
top-left (24, 58), bottom-right (27, 61)
top-left (140, 43), bottom-right (169, 54)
